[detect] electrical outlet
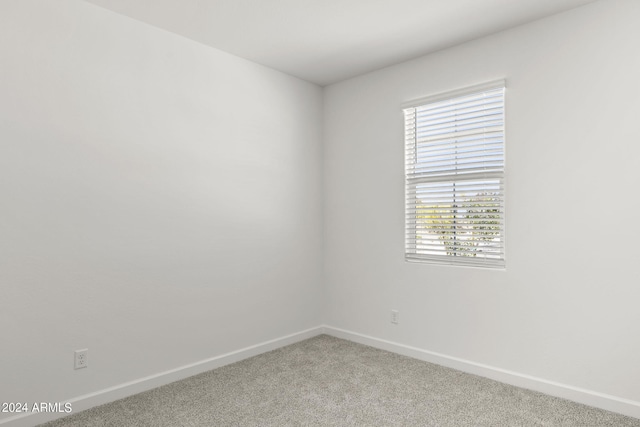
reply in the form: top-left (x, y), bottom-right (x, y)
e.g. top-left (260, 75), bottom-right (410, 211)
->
top-left (391, 310), bottom-right (399, 324)
top-left (74, 349), bottom-right (88, 369)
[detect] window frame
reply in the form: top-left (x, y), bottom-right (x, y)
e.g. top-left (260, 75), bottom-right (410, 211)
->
top-left (403, 80), bottom-right (506, 269)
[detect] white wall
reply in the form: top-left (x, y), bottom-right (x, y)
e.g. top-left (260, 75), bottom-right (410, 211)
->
top-left (324, 0), bottom-right (640, 405)
top-left (0, 0), bottom-right (323, 420)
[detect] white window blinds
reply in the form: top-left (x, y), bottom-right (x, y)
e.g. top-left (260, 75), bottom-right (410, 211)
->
top-left (404, 81), bottom-right (506, 268)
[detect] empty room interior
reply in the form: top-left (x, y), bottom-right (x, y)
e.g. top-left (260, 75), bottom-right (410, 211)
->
top-left (2, 0), bottom-right (640, 425)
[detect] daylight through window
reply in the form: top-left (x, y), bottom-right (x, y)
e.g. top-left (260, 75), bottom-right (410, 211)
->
top-left (404, 81), bottom-right (505, 268)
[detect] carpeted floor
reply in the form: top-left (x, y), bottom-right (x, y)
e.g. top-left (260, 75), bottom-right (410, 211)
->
top-left (41, 335), bottom-right (640, 426)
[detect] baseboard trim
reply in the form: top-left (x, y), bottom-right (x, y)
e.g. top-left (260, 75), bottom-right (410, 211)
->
top-left (4, 325), bottom-right (638, 426)
top-left (322, 325), bottom-right (640, 420)
top-left (1, 326), bottom-right (324, 427)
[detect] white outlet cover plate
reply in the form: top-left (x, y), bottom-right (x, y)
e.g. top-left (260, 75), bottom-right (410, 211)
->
top-left (74, 349), bottom-right (88, 369)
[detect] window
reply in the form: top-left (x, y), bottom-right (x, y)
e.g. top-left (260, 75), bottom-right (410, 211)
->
top-left (404, 81), bottom-right (505, 268)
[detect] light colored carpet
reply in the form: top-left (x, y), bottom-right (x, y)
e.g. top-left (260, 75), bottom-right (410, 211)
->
top-left (41, 335), bottom-right (640, 426)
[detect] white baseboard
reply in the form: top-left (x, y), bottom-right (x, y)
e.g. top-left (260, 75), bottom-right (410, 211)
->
top-left (323, 325), bottom-right (640, 420)
top-left (4, 325), bottom-right (638, 426)
top-left (0, 326), bottom-right (324, 427)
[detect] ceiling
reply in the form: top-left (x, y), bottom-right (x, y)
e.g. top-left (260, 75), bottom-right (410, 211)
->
top-left (84, 0), bottom-right (598, 86)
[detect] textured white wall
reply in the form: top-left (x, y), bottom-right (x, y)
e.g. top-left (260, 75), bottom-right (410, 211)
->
top-left (324, 0), bottom-right (640, 403)
top-left (0, 0), bottom-right (323, 417)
